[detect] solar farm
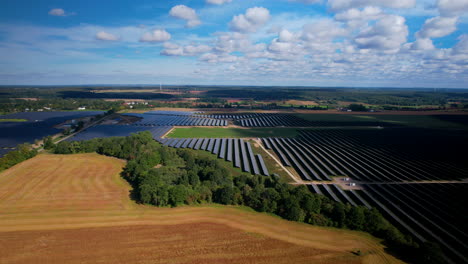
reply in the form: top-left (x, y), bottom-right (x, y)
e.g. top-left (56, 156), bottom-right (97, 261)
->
top-left (67, 125), bottom-right (172, 141)
top-left (159, 138), bottom-right (269, 176)
top-left (0, 111), bottom-right (104, 157)
top-left (261, 129), bottom-right (468, 263)
top-left (144, 110), bottom-right (467, 263)
top-left (2, 109), bottom-right (467, 263)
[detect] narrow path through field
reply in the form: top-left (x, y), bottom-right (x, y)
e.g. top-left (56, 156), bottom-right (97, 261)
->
top-left (253, 138), bottom-right (304, 184)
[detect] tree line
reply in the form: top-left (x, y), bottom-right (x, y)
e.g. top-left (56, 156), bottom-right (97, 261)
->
top-left (0, 98), bottom-right (123, 114)
top-left (0, 144), bottom-right (37, 172)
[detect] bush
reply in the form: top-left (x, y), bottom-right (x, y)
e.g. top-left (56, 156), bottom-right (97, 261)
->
top-left (0, 144), bottom-right (37, 172)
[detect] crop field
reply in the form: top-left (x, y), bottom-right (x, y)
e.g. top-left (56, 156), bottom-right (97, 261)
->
top-left (0, 153), bottom-right (402, 264)
top-left (168, 127), bottom-right (300, 138)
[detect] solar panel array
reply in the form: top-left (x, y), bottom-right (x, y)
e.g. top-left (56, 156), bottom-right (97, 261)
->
top-left (203, 113), bottom-right (313, 127)
top-left (0, 111), bottom-right (104, 157)
top-left (145, 110), bottom-right (201, 116)
top-left (262, 132), bottom-right (468, 263)
top-left (67, 125), bottom-right (172, 141)
top-left (202, 113), bottom-right (396, 127)
top-left (236, 114), bottom-right (313, 127)
top-left (129, 113), bottom-right (228, 127)
top-left (158, 137), bottom-right (269, 176)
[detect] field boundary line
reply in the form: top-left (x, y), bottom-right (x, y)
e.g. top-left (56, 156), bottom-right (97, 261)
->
top-left (161, 127), bottom-right (174, 138)
top-left (254, 138), bottom-right (304, 184)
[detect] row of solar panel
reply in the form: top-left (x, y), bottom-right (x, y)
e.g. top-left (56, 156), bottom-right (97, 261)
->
top-left (144, 110), bottom-right (203, 116)
top-left (150, 126), bottom-right (173, 139)
top-left (133, 115), bottom-right (228, 126)
top-left (158, 138), bottom-right (269, 176)
top-left (199, 113), bottom-right (295, 120)
top-left (66, 125), bottom-right (173, 142)
top-left (238, 115), bottom-right (313, 127)
top-left (308, 184), bottom-right (370, 209)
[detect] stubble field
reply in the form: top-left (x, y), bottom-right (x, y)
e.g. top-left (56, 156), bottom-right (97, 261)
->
top-left (0, 153), bottom-right (403, 264)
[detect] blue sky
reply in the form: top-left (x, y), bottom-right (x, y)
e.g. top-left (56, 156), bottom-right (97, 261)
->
top-left (0, 0), bottom-right (467, 87)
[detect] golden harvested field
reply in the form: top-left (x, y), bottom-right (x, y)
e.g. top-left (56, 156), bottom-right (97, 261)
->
top-left (0, 153), bottom-right (404, 264)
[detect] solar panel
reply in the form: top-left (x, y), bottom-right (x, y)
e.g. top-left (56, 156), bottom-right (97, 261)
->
top-left (169, 139), bottom-right (180, 147)
top-left (256, 154), bottom-right (269, 176)
top-left (246, 142), bottom-right (260, 175)
top-left (188, 138), bottom-right (198, 149)
top-left (219, 138), bottom-right (227, 159)
top-left (201, 138), bottom-right (209, 150)
top-left (182, 138), bottom-right (192, 148)
top-left (174, 138), bottom-right (186, 148)
top-left (227, 139), bottom-right (233, 162)
top-left (207, 138), bottom-right (215, 152)
top-left (233, 139), bottom-right (241, 168)
top-left (213, 139), bottom-right (221, 154)
top-left (194, 138), bottom-right (204, 150)
top-left (240, 139), bottom-right (250, 173)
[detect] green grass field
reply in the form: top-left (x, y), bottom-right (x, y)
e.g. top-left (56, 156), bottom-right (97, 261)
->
top-left (168, 127), bottom-right (300, 138)
top-left (0, 119), bottom-right (27, 122)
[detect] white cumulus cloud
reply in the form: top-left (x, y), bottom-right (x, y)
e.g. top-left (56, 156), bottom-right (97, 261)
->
top-left (288, 0), bottom-right (322, 4)
top-left (140, 29), bottom-right (171, 43)
top-left (417, 16), bottom-right (458, 39)
top-left (161, 43), bottom-right (212, 56)
top-left (411, 38), bottom-right (435, 51)
top-left (184, 45), bottom-right (212, 55)
top-left (437, 0), bottom-right (468, 17)
top-left (301, 19), bottom-right (347, 43)
top-left (206, 0), bottom-right (232, 5)
top-left (328, 0), bottom-right (416, 11)
top-left (354, 15), bottom-right (408, 52)
top-left (169, 5), bottom-right (201, 28)
top-left (160, 43), bottom-right (184, 56)
top-left (278, 29), bottom-right (297, 42)
top-left (452, 34), bottom-right (468, 54)
top-left (335, 6), bottom-right (382, 21)
top-left (48, 8), bottom-right (69, 16)
top-left (229, 7), bottom-right (270, 33)
top-left (95, 31), bottom-right (119, 41)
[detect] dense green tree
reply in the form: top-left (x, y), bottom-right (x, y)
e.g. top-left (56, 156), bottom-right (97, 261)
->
top-left (331, 202), bottom-right (346, 227)
top-left (282, 197), bottom-right (305, 222)
top-left (43, 136), bottom-right (55, 150)
top-left (0, 144), bottom-right (37, 171)
top-left (348, 104), bottom-right (367, 111)
top-left (169, 185), bottom-right (189, 207)
top-left (346, 206), bottom-right (366, 230)
top-left (215, 185), bottom-right (234, 205)
top-left (54, 141), bottom-right (73, 154)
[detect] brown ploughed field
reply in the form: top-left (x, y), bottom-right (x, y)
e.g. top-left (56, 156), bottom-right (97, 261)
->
top-left (0, 153), bottom-right (404, 264)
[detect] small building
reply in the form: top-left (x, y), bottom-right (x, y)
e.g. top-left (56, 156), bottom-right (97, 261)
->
top-left (78, 107), bottom-right (86, 110)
